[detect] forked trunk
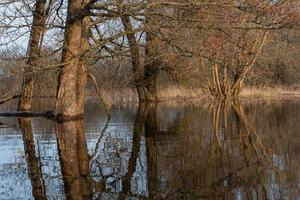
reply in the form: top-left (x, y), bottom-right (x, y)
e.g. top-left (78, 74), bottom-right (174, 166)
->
top-left (119, 0), bottom-right (159, 102)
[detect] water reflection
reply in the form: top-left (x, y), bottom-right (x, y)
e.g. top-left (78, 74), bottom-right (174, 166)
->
top-left (143, 103), bottom-right (158, 200)
top-left (0, 100), bottom-right (299, 199)
top-left (56, 120), bottom-right (92, 200)
top-left (19, 118), bottom-right (47, 200)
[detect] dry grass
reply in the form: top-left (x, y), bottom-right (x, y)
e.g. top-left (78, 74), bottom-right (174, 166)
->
top-left (240, 86), bottom-right (300, 99)
top-left (157, 85), bottom-right (207, 100)
top-left (89, 85), bottom-right (209, 105)
top-left (87, 87), bottom-right (138, 106)
top-left (86, 85), bottom-right (300, 106)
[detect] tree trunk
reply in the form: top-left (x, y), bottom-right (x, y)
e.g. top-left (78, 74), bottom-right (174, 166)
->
top-left (55, 0), bottom-right (90, 120)
top-left (119, 0), bottom-right (159, 102)
top-left (18, 0), bottom-right (48, 111)
top-left (118, 1), bottom-right (145, 101)
top-left (143, 0), bottom-right (159, 102)
top-left (143, 65), bottom-right (158, 102)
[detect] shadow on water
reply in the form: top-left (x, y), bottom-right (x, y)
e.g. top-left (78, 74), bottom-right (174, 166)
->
top-left (1, 99), bottom-right (299, 199)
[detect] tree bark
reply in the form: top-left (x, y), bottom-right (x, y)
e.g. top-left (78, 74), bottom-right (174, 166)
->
top-left (55, 0), bottom-right (90, 120)
top-left (18, 0), bottom-right (48, 111)
top-left (119, 0), bottom-right (159, 102)
top-left (143, 65), bottom-right (158, 102)
top-left (144, 2), bottom-right (159, 102)
top-left (118, 1), bottom-right (145, 101)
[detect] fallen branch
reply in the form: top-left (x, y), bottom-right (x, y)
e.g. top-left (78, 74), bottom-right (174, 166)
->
top-left (0, 111), bottom-right (54, 119)
top-left (0, 95), bottom-right (20, 105)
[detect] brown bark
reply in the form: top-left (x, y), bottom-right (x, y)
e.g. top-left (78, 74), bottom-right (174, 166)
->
top-left (19, 118), bottom-right (47, 200)
top-left (55, 0), bottom-right (90, 120)
top-left (18, 0), bottom-right (48, 111)
top-left (118, 1), bottom-right (145, 101)
top-left (143, 0), bottom-right (159, 102)
top-left (56, 120), bottom-right (92, 200)
top-left (119, 0), bottom-right (159, 102)
top-left (143, 64), bottom-right (158, 102)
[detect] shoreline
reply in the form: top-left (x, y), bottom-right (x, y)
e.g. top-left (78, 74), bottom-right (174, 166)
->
top-left (86, 86), bottom-right (300, 105)
top-left (2, 87), bottom-right (300, 107)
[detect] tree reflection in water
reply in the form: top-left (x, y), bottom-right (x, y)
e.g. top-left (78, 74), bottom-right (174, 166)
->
top-left (19, 118), bottom-right (47, 200)
top-left (156, 100), bottom-right (299, 199)
top-left (16, 101), bottom-right (299, 199)
top-left (55, 120), bottom-right (92, 200)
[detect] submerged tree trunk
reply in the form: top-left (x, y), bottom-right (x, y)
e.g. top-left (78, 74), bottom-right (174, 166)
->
top-left (18, 0), bottom-right (48, 111)
top-left (56, 120), bottom-right (92, 200)
top-left (19, 118), bottom-right (47, 200)
top-left (55, 0), bottom-right (90, 120)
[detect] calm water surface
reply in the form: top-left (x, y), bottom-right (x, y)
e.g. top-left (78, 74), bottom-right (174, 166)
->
top-left (0, 100), bottom-right (299, 199)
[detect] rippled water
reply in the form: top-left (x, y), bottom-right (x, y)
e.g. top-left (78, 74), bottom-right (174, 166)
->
top-left (0, 100), bottom-right (299, 199)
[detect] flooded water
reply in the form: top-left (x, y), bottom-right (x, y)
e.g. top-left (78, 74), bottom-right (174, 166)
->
top-left (0, 99), bottom-right (299, 199)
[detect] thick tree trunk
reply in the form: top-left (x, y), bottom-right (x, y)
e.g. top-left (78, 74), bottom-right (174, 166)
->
top-left (55, 0), bottom-right (90, 120)
top-left (143, 0), bottom-right (159, 102)
top-left (56, 120), bottom-right (92, 200)
top-left (18, 0), bottom-right (48, 111)
top-left (19, 118), bottom-right (47, 200)
top-left (143, 66), bottom-right (158, 102)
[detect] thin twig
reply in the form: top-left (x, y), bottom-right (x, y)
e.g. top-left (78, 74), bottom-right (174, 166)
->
top-left (88, 73), bottom-right (111, 118)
